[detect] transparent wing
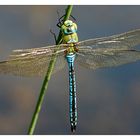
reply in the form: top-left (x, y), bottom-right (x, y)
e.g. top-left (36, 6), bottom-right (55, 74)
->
top-left (78, 29), bottom-right (140, 49)
top-left (76, 50), bottom-right (140, 69)
top-left (0, 44), bottom-right (67, 77)
top-left (77, 29), bottom-right (140, 69)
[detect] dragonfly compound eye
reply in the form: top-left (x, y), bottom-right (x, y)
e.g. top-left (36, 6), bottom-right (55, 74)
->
top-left (64, 20), bottom-right (73, 27)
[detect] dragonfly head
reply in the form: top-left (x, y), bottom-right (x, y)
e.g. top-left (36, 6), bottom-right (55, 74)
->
top-left (61, 20), bottom-right (77, 35)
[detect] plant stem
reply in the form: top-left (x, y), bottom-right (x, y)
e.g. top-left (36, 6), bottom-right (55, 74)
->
top-left (27, 5), bottom-right (73, 135)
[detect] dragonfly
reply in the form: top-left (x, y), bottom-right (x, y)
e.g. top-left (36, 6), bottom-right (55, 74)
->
top-left (0, 19), bottom-right (140, 132)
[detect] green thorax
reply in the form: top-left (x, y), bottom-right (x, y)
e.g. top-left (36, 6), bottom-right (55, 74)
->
top-left (61, 20), bottom-right (78, 54)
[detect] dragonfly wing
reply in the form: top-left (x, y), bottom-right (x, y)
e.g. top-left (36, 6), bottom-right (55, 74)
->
top-left (0, 44), bottom-right (67, 77)
top-left (78, 29), bottom-right (140, 49)
top-left (77, 29), bottom-right (140, 69)
top-left (76, 49), bottom-right (140, 69)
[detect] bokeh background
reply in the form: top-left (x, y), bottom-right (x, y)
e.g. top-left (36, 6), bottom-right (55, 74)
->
top-left (0, 5), bottom-right (140, 135)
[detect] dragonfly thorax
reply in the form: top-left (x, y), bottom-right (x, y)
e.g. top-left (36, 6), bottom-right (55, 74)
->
top-left (65, 46), bottom-right (78, 55)
top-left (61, 20), bottom-right (78, 44)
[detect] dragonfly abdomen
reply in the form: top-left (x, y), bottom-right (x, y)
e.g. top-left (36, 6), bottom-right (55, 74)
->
top-left (66, 54), bottom-right (77, 132)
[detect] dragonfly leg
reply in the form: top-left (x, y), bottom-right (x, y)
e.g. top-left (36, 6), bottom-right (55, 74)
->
top-left (56, 11), bottom-right (65, 28)
top-left (50, 29), bottom-right (57, 44)
top-left (56, 11), bottom-right (76, 28)
top-left (70, 15), bottom-right (76, 21)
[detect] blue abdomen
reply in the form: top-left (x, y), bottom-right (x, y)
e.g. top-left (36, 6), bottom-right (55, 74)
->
top-left (66, 54), bottom-right (77, 132)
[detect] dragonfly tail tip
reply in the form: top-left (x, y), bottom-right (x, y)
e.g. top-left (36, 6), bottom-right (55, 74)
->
top-left (71, 125), bottom-right (76, 133)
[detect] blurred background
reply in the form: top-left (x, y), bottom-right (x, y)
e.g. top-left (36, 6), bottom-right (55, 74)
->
top-left (0, 5), bottom-right (140, 135)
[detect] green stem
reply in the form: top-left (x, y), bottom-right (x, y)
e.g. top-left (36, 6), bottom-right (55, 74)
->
top-left (27, 5), bottom-right (73, 135)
